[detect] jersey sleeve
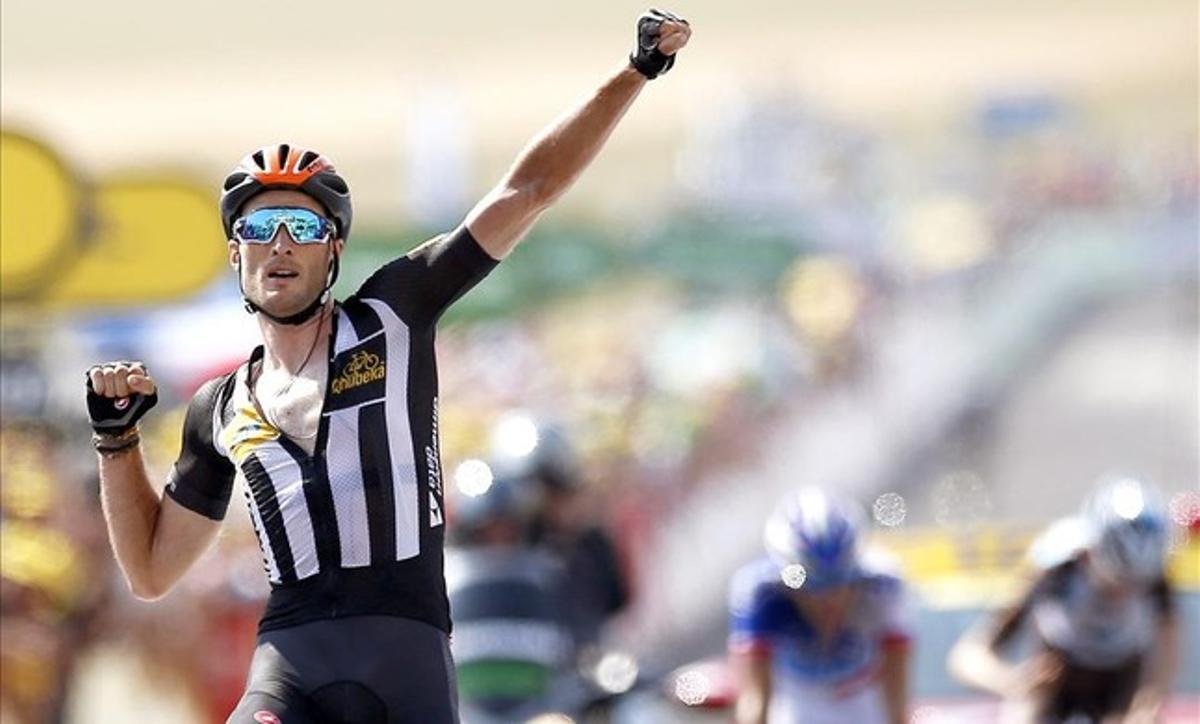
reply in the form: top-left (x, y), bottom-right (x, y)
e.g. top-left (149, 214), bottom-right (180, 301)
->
top-left (869, 575), bottom-right (915, 648)
top-left (164, 376), bottom-right (236, 521)
top-left (728, 562), bottom-right (781, 657)
top-left (354, 226), bottom-right (499, 327)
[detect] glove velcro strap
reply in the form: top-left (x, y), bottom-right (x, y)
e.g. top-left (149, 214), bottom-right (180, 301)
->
top-left (629, 48), bottom-right (675, 79)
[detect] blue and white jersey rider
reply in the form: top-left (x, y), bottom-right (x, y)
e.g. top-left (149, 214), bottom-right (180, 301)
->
top-left (729, 487), bottom-right (912, 724)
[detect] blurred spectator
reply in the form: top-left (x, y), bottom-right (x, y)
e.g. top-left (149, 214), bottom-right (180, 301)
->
top-left (485, 416), bottom-right (629, 648)
top-left (1, 426), bottom-right (112, 724)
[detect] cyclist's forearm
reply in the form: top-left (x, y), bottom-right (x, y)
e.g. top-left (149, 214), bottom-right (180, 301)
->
top-left (507, 65), bottom-right (645, 209)
top-left (466, 66), bottom-right (647, 259)
top-left (733, 654), bottom-right (771, 724)
top-left (734, 694), bottom-right (768, 724)
top-left (1129, 619), bottom-right (1180, 718)
top-left (98, 447), bottom-right (168, 599)
top-left (948, 633), bottom-right (1017, 696)
top-left (880, 645), bottom-right (910, 724)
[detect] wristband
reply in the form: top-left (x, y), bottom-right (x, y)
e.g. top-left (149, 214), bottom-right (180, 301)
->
top-left (92, 430), bottom-right (141, 457)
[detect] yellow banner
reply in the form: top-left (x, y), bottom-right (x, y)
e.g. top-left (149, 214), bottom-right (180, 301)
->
top-left (1, 130), bottom-right (227, 309)
top-left (43, 180), bottom-right (227, 308)
top-left (0, 132), bottom-right (82, 298)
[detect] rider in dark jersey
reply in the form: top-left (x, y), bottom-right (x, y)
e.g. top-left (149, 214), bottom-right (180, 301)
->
top-left (84, 12), bottom-right (691, 723)
top-left (949, 477), bottom-right (1180, 724)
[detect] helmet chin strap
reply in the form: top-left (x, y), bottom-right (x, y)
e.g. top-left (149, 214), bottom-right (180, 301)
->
top-left (239, 251), bottom-right (340, 326)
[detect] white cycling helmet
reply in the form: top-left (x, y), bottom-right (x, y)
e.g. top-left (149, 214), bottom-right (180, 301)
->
top-left (1083, 476), bottom-right (1168, 583)
top-left (764, 487), bottom-right (864, 589)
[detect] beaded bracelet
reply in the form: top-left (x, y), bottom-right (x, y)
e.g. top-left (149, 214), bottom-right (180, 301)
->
top-left (92, 431), bottom-right (141, 457)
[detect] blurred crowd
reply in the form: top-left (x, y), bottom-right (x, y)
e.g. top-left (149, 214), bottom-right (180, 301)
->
top-left (1, 88), bottom-right (1196, 722)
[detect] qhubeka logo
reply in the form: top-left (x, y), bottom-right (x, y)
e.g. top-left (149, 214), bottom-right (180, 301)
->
top-left (327, 344), bottom-right (388, 410)
top-left (332, 350), bottom-right (385, 395)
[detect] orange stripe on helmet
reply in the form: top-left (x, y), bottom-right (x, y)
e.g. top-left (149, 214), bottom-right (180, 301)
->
top-left (244, 144), bottom-right (330, 187)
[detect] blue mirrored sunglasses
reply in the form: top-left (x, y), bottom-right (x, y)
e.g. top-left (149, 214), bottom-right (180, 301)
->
top-left (233, 207), bottom-right (335, 245)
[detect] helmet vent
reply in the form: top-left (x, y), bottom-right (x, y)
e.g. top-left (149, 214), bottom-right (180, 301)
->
top-left (251, 150), bottom-right (266, 169)
top-left (223, 172), bottom-right (248, 191)
top-left (298, 150), bottom-right (319, 170)
top-left (278, 143), bottom-right (291, 169)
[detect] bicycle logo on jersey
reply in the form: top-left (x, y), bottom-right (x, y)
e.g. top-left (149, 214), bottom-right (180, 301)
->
top-left (332, 350), bottom-right (385, 395)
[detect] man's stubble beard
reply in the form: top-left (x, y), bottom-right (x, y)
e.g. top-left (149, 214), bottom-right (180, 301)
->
top-left (244, 251), bottom-right (334, 318)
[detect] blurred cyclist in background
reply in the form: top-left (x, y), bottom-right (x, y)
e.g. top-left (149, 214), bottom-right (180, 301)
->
top-left (83, 10), bottom-right (690, 723)
top-left (488, 420), bottom-right (629, 649)
top-left (729, 487), bottom-right (912, 724)
top-left (949, 476), bottom-right (1179, 724)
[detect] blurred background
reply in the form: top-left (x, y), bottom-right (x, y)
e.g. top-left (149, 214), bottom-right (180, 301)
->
top-left (1, 0), bottom-right (1197, 721)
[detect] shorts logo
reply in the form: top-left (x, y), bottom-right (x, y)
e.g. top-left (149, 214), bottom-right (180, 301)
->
top-left (253, 712), bottom-right (281, 724)
top-left (331, 350), bottom-right (385, 395)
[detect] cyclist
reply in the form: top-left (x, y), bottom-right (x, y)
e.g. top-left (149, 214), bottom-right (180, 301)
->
top-left (948, 476), bottom-right (1180, 724)
top-left (494, 421), bottom-right (628, 648)
top-left (84, 11), bottom-right (691, 723)
top-left (729, 487), bottom-right (912, 724)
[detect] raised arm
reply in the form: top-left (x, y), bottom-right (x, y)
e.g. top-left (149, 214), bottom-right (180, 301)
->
top-left (88, 362), bottom-right (222, 600)
top-left (464, 9), bottom-right (691, 259)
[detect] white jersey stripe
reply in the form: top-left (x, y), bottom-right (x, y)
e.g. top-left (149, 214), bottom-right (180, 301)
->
top-left (326, 405), bottom-right (373, 567)
top-left (267, 449), bottom-right (321, 580)
top-left (363, 299), bottom-right (421, 561)
top-left (334, 306), bottom-right (361, 355)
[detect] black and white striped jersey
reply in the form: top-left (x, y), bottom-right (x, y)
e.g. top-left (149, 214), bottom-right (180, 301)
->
top-left (165, 228), bottom-right (497, 634)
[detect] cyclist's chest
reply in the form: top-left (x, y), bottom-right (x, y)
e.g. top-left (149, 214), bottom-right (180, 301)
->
top-left (772, 616), bottom-right (877, 681)
top-left (255, 366), bottom-right (327, 457)
top-left (218, 321), bottom-right (418, 504)
top-left (1036, 576), bottom-right (1155, 647)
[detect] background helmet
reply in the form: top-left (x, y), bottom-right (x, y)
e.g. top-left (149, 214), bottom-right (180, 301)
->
top-left (763, 487), bottom-right (863, 588)
top-left (1083, 476), bottom-right (1168, 583)
top-left (452, 469), bottom-right (541, 545)
top-left (220, 143), bottom-right (352, 240)
top-left (488, 414), bottom-right (579, 494)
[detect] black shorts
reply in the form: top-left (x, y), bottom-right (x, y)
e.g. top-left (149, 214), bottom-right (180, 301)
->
top-left (226, 615), bottom-right (458, 724)
top-left (1039, 654), bottom-right (1142, 722)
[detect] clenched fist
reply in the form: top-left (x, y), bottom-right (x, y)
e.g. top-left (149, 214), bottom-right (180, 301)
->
top-left (86, 361), bottom-right (158, 436)
top-left (629, 9), bottom-right (692, 79)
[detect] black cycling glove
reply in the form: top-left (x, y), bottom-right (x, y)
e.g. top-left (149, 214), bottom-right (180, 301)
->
top-left (86, 370), bottom-right (158, 436)
top-left (629, 9), bottom-right (687, 80)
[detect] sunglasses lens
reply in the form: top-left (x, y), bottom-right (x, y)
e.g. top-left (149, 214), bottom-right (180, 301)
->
top-left (283, 212), bottom-right (330, 243)
top-left (236, 211), bottom-right (279, 242)
top-left (235, 208), bottom-right (332, 244)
